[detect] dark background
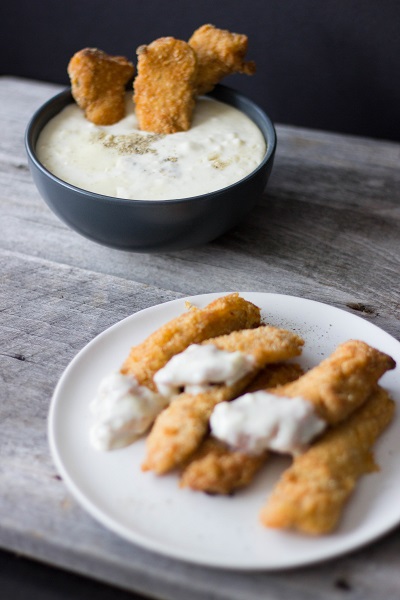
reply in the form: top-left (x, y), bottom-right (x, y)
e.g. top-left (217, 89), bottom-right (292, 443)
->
top-left (2, 0), bottom-right (400, 141)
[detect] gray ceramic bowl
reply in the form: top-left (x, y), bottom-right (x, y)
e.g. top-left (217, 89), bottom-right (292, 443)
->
top-left (25, 85), bottom-right (276, 252)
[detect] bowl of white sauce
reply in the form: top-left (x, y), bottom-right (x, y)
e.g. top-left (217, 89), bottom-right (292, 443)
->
top-left (25, 85), bottom-right (276, 252)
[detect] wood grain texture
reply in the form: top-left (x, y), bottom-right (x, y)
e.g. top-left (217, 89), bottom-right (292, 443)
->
top-left (0, 76), bottom-right (399, 600)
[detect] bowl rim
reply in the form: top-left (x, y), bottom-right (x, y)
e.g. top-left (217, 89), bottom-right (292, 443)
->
top-left (25, 84), bottom-right (277, 206)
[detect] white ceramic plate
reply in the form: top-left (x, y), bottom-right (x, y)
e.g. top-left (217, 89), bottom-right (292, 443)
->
top-left (48, 293), bottom-right (400, 570)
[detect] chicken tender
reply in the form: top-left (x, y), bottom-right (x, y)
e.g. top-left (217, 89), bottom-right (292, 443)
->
top-left (133, 37), bottom-right (198, 134)
top-left (121, 293), bottom-right (261, 391)
top-left (201, 326), bottom-right (304, 364)
top-left (68, 48), bottom-right (134, 125)
top-left (260, 387), bottom-right (395, 534)
top-left (189, 24), bottom-right (256, 95)
top-left (142, 327), bottom-right (304, 474)
top-left (180, 436), bottom-right (266, 495)
top-left (180, 363), bottom-right (303, 495)
top-left (241, 362), bottom-right (304, 393)
top-left (273, 340), bottom-right (395, 425)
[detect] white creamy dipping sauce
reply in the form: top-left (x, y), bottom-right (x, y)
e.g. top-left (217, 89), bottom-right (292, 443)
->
top-left (154, 344), bottom-right (255, 396)
top-left (210, 392), bottom-right (326, 456)
top-left (37, 94), bottom-right (266, 200)
top-left (89, 371), bottom-right (168, 451)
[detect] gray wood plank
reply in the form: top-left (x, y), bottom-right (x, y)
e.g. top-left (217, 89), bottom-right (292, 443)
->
top-left (1, 76), bottom-right (400, 600)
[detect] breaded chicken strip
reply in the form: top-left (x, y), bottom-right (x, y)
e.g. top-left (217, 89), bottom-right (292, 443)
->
top-left (260, 387), bottom-right (395, 534)
top-left (245, 363), bottom-right (304, 394)
top-left (142, 327), bottom-right (304, 474)
top-left (68, 48), bottom-right (134, 125)
top-left (180, 436), bottom-right (267, 495)
top-left (133, 37), bottom-right (198, 134)
top-left (121, 293), bottom-right (261, 391)
top-left (273, 340), bottom-right (395, 425)
top-left (180, 363), bottom-right (303, 495)
top-left (189, 24), bottom-right (256, 95)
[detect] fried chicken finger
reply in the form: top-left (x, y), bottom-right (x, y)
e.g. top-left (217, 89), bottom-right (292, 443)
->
top-left (274, 340), bottom-right (395, 425)
top-left (189, 24), bottom-right (256, 95)
top-left (133, 37), bottom-right (198, 134)
top-left (260, 387), bottom-right (395, 534)
top-left (120, 293), bottom-right (260, 390)
top-left (68, 48), bottom-right (134, 125)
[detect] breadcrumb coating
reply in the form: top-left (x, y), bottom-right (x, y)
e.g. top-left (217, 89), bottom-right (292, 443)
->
top-left (133, 37), bottom-right (198, 134)
top-left (274, 340), bottom-right (395, 425)
top-left (68, 48), bottom-right (134, 125)
top-left (189, 24), bottom-right (256, 95)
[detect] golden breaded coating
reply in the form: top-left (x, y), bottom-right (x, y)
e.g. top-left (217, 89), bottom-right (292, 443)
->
top-left (133, 37), bottom-right (198, 134)
top-left (260, 387), bottom-right (395, 534)
top-left (189, 24), bottom-right (256, 95)
top-left (142, 327), bottom-right (304, 474)
top-left (180, 363), bottom-right (303, 495)
top-left (68, 48), bottom-right (134, 125)
top-left (121, 293), bottom-right (261, 391)
top-left (201, 326), bottom-right (304, 368)
top-left (180, 436), bottom-right (267, 495)
top-left (274, 340), bottom-right (395, 425)
top-left (241, 362), bottom-right (304, 393)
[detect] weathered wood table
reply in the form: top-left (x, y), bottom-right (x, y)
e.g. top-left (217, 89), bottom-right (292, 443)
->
top-left (1, 76), bottom-right (400, 600)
